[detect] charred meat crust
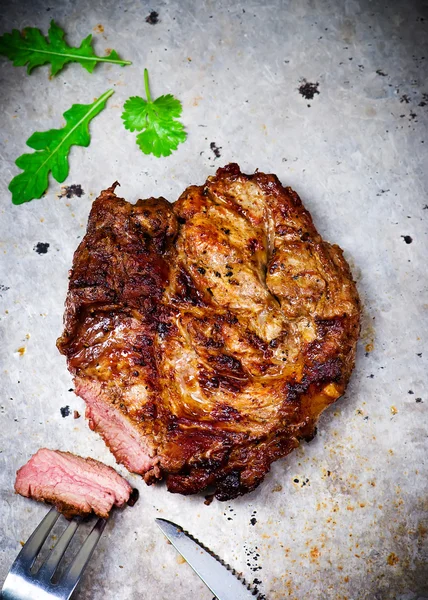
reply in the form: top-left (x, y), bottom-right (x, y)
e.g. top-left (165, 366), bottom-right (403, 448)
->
top-left (57, 164), bottom-right (361, 501)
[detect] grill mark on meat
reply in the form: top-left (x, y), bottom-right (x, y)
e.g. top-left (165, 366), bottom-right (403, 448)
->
top-left (57, 165), bottom-right (360, 501)
top-left (174, 267), bottom-right (208, 306)
top-left (207, 353), bottom-right (247, 377)
top-left (211, 402), bottom-right (242, 422)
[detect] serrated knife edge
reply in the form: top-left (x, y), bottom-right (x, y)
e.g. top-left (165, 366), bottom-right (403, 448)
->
top-left (155, 518), bottom-right (264, 600)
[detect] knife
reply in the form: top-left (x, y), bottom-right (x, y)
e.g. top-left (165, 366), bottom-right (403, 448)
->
top-left (155, 518), bottom-right (260, 600)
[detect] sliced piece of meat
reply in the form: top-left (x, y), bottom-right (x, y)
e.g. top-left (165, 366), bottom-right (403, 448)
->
top-left (57, 165), bottom-right (361, 501)
top-left (15, 448), bottom-right (133, 518)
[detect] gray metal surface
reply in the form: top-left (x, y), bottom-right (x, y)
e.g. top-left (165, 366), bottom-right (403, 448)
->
top-left (0, 1), bottom-right (427, 599)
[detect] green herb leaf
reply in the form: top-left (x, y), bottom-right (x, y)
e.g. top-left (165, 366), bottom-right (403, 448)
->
top-left (9, 89), bottom-right (114, 205)
top-left (121, 68), bottom-right (187, 158)
top-left (0, 20), bottom-right (131, 76)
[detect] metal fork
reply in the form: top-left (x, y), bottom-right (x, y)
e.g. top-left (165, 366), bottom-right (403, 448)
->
top-left (2, 507), bottom-right (106, 600)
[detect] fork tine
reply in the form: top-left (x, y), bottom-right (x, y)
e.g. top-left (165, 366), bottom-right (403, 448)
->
top-left (59, 518), bottom-right (106, 595)
top-left (37, 519), bottom-right (79, 581)
top-left (17, 507), bottom-right (60, 569)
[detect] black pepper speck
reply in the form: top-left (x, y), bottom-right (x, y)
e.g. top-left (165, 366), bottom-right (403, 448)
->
top-left (60, 406), bottom-right (71, 417)
top-left (298, 79), bottom-right (320, 100)
top-left (146, 11), bottom-right (159, 24)
top-left (61, 184), bottom-right (84, 198)
top-left (34, 242), bottom-right (50, 254)
top-left (210, 142), bottom-right (222, 158)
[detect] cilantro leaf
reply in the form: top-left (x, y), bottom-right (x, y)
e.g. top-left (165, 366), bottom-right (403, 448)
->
top-left (121, 69), bottom-right (186, 157)
top-left (0, 20), bottom-right (131, 76)
top-left (9, 89), bottom-right (114, 205)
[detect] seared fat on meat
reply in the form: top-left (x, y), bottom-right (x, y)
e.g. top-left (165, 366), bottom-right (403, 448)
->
top-left (57, 164), bottom-right (360, 501)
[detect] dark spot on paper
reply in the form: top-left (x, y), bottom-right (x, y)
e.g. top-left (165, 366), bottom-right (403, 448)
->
top-left (61, 184), bottom-right (84, 199)
top-left (250, 517), bottom-right (257, 525)
top-left (298, 79), bottom-right (320, 100)
top-left (420, 93), bottom-right (428, 106)
top-left (0, 284), bottom-right (10, 297)
top-left (60, 405), bottom-right (70, 417)
top-left (400, 95), bottom-right (410, 104)
top-left (416, 398), bottom-right (423, 403)
top-left (376, 69), bottom-right (387, 76)
top-left (210, 142), bottom-right (222, 158)
top-left (68, 388), bottom-right (74, 392)
top-left (401, 235), bottom-right (413, 244)
top-left (409, 112), bottom-right (417, 120)
top-left (146, 11), bottom-right (159, 24)
top-left (34, 242), bottom-right (49, 254)
top-left (408, 390), bottom-right (414, 394)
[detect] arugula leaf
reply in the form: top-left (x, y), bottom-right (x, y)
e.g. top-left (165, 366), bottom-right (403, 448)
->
top-left (9, 89), bottom-right (114, 205)
top-left (0, 20), bottom-right (131, 76)
top-left (121, 68), bottom-right (186, 157)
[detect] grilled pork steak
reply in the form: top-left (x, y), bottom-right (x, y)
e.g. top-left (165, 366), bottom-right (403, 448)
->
top-left (57, 164), bottom-right (360, 501)
top-left (15, 449), bottom-right (133, 518)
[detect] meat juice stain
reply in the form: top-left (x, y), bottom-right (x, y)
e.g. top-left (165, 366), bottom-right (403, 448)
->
top-left (387, 552), bottom-right (399, 566)
top-left (310, 546), bottom-right (320, 563)
top-left (34, 242), bottom-right (50, 254)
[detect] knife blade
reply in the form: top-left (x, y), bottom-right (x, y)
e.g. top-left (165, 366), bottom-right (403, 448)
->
top-left (155, 518), bottom-right (259, 600)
